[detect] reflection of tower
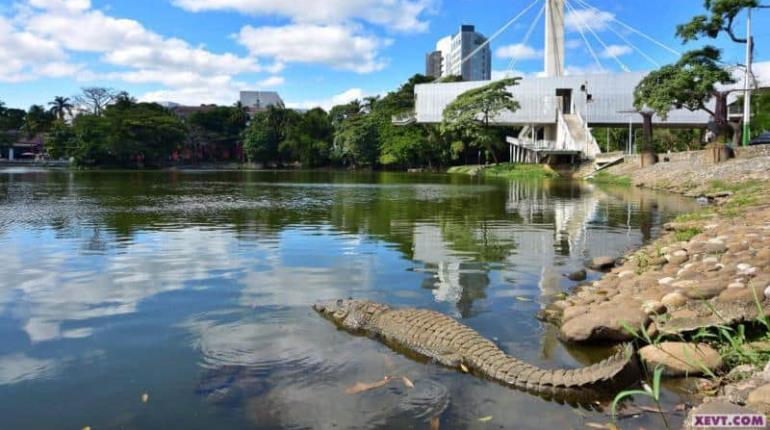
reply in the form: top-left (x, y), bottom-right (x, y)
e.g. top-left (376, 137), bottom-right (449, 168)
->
top-left (545, 0), bottom-right (565, 77)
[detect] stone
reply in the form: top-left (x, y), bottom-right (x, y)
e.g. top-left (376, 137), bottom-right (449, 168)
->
top-left (704, 241), bottom-right (728, 254)
top-left (589, 256), bottom-right (616, 271)
top-left (642, 300), bottom-right (666, 315)
top-left (559, 300), bottom-right (649, 343)
top-left (681, 279), bottom-right (726, 300)
top-left (673, 280), bottom-right (698, 290)
top-left (562, 305), bottom-right (590, 322)
top-left (659, 277), bottom-right (675, 286)
top-left (638, 342), bottom-right (723, 376)
top-left (567, 269), bottom-right (587, 282)
top-left (728, 282), bottom-right (746, 289)
top-left (661, 292), bottom-right (688, 308)
top-left (684, 400), bottom-right (766, 430)
top-left (747, 383), bottom-right (770, 414)
top-left (765, 286), bottom-right (770, 300)
top-left (668, 250), bottom-right (689, 265)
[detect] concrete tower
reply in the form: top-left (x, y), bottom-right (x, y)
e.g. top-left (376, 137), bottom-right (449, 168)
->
top-left (545, 0), bottom-right (565, 77)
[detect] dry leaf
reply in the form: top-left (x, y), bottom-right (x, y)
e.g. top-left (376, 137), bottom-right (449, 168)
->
top-left (401, 376), bottom-right (415, 389)
top-left (430, 416), bottom-right (440, 430)
top-left (345, 376), bottom-right (391, 394)
top-left (585, 423), bottom-right (608, 430)
top-left (141, 393), bottom-right (149, 404)
top-left (478, 416), bottom-right (493, 422)
top-left (460, 363), bottom-right (469, 373)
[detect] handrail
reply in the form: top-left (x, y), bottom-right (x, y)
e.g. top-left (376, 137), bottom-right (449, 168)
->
top-left (575, 109), bottom-right (602, 159)
top-left (556, 109), bottom-right (578, 152)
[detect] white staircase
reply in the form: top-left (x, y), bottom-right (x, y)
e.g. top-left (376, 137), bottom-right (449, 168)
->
top-left (558, 111), bottom-right (602, 160)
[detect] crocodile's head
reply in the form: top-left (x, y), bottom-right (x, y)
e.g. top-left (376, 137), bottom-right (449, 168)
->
top-left (313, 299), bottom-right (386, 331)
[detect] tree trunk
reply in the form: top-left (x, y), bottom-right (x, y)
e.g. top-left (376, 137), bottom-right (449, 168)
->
top-left (713, 91), bottom-right (732, 143)
top-left (639, 111), bottom-right (658, 167)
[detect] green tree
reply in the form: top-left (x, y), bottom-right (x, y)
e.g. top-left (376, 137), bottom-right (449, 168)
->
top-left (634, 47), bottom-right (735, 142)
top-left (333, 114), bottom-right (379, 167)
top-left (242, 106), bottom-right (294, 164)
top-left (281, 108), bottom-right (333, 167)
top-left (441, 78), bottom-right (521, 163)
top-left (48, 96), bottom-right (74, 121)
top-left (22, 104), bottom-right (55, 137)
top-left (677, 0), bottom-right (767, 46)
top-left (188, 106), bottom-right (249, 160)
top-left (44, 120), bottom-right (76, 159)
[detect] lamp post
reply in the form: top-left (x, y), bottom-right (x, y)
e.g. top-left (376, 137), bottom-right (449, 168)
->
top-left (742, 7), bottom-right (753, 147)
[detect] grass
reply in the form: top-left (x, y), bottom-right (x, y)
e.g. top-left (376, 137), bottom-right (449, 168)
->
top-left (589, 171), bottom-right (632, 186)
top-left (447, 163), bottom-right (557, 179)
top-left (674, 227), bottom-right (703, 242)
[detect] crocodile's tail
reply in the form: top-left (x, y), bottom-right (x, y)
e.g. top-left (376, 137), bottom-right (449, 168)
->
top-left (490, 343), bottom-right (638, 394)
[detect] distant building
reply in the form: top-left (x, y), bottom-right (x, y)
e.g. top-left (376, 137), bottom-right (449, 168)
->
top-left (427, 25), bottom-right (491, 81)
top-left (239, 91), bottom-right (284, 112)
top-left (425, 51), bottom-right (443, 79)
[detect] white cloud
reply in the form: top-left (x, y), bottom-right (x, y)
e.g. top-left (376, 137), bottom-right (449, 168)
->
top-left (495, 43), bottom-right (542, 60)
top-left (565, 9), bottom-right (615, 32)
top-left (172, 0), bottom-right (435, 32)
top-left (257, 76), bottom-right (285, 87)
top-left (286, 87), bottom-right (369, 111)
top-left (237, 24), bottom-right (388, 73)
top-left (0, 16), bottom-right (79, 82)
top-left (565, 39), bottom-right (582, 50)
top-left (600, 44), bottom-right (632, 58)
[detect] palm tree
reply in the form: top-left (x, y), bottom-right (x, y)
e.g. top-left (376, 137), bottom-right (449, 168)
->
top-left (48, 96), bottom-right (74, 121)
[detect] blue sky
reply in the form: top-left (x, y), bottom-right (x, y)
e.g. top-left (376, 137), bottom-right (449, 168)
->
top-left (0, 0), bottom-right (768, 110)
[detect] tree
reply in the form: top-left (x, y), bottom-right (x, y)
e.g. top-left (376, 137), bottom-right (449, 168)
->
top-left (677, 0), bottom-right (767, 46)
top-left (674, 0), bottom-right (768, 145)
top-left (634, 47), bottom-right (735, 142)
top-left (45, 120), bottom-right (76, 159)
top-left (243, 110), bottom-right (279, 164)
top-left (75, 87), bottom-right (117, 116)
top-left (281, 108), bottom-right (333, 167)
top-left (48, 96), bottom-right (74, 121)
top-left (441, 78), bottom-right (521, 163)
top-left (333, 114), bottom-right (379, 167)
top-left (22, 104), bottom-right (55, 137)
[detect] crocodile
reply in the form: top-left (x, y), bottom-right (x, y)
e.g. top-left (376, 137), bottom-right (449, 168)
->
top-left (314, 299), bottom-right (639, 399)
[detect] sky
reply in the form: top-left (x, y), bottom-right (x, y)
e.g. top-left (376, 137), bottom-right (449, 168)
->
top-left (0, 0), bottom-right (768, 110)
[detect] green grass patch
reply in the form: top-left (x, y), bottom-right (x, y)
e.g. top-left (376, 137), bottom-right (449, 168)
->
top-left (589, 171), bottom-right (632, 186)
top-left (675, 227), bottom-right (703, 242)
top-left (447, 164), bottom-right (557, 179)
top-left (674, 210), bottom-right (715, 223)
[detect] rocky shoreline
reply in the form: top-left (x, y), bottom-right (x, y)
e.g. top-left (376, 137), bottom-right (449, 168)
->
top-left (553, 151), bottom-right (770, 428)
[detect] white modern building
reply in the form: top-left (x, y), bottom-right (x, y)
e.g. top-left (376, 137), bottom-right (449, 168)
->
top-left (239, 91), bottom-right (284, 111)
top-left (411, 0), bottom-right (767, 162)
top-left (427, 25), bottom-right (492, 81)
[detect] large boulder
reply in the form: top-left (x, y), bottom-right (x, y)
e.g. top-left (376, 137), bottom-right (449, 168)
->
top-left (747, 383), bottom-right (770, 414)
top-left (589, 256), bottom-right (617, 271)
top-left (639, 342), bottom-right (723, 376)
top-left (559, 300), bottom-right (649, 343)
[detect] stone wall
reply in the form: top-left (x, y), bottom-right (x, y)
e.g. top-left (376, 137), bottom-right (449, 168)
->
top-left (623, 145), bottom-right (770, 167)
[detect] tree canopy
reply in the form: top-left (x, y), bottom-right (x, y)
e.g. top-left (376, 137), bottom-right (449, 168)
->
top-left (441, 78), bottom-right (521, 163)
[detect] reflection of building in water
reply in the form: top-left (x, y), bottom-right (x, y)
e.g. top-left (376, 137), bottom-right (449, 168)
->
top-left (412, 224), bottom-right (489, 317)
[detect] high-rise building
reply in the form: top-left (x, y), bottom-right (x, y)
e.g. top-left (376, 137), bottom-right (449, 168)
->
top-left (239, 91), bottom-right (284, 112)
top-left (425, 51), bottom-right (443, 79)
top-left (427, 25), bottom-right (491, 81)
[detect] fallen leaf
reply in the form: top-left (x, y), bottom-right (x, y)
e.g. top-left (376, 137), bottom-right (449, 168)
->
top-left (430, 416), bottom-right (440, 430)
top-left (460, 363), bottom-right (469, 373)
top-left (401, 376), bottom-right (415, 389)
top-left (515, 296), bottom-right (532, 302)
top-left (345, 377), bottom-right (391, 394)
top-left (82, 427), bottom-right (91, 430)
top-left (141, 393), bottom-right (149, 404)
top-left (585, 423), bottom-right (605, 429)
top-left (478, 416), bottom-right (493, 422)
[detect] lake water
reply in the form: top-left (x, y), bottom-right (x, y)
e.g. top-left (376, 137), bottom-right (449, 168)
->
top-left (0, 169), bottom-right (700, 430)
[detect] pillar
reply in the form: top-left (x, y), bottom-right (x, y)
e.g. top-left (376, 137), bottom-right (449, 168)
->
top-left (545, 0), bottom-right (565, 77)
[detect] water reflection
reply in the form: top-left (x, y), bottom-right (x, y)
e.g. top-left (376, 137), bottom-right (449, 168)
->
top-left (0, 169), bottom-right (699, 429)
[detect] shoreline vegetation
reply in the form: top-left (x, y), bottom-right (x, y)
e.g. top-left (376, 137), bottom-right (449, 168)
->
top-left (447, 163), bottom-right (557, 179)
top-left (549, 153), bottom-right (770, 428)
